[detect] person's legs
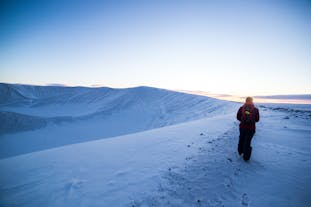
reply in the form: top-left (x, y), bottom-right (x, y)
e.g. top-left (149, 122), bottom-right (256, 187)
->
top-left (243, 130), bottom-right (255, 161)
top-left (238, 128), bottom-right (246, 155)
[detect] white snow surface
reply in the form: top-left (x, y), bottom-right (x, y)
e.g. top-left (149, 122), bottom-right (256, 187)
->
top-left (0, 84), bottom-right (311, 207)
top-left (0, 83), bottom-right (235, 158)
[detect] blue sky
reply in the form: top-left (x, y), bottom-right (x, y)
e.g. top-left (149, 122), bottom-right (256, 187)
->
top-left (1, 0), bottom-right (310, 95)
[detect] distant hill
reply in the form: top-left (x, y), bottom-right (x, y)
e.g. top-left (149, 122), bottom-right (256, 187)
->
top-left (0, 83), bottom-right (237, 158)
top-left (255, 94), bottom-right (311, 100)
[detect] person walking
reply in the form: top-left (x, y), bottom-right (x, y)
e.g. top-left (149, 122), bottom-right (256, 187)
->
top-left (237, 97), bottom-right (260, 161)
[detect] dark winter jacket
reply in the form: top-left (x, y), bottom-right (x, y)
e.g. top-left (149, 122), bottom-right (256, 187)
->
top-left (237, 103), bottom-right (260, 130)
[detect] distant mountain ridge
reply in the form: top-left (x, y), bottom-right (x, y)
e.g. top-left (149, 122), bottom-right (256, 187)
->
top-left (255, 94), bottom-right (311, 100)
top-left (180, 89), bottom-right (311, 104)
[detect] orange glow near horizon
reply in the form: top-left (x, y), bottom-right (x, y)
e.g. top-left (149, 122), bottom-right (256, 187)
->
top-left (179, 90), bottom-right (311, 105)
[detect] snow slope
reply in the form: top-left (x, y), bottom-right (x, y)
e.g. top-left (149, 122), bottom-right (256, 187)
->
top-left (0, 83), bottom-right (236, 158)
top-left (0, 102), bottom-right (310, 207)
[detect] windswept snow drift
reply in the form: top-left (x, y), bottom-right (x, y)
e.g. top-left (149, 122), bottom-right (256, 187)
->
top-left (0, 83), bottom-right (236, 158)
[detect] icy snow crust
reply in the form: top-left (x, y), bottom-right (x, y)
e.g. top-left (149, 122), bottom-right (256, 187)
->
top-left (0, 84), bottom-right (310, 206)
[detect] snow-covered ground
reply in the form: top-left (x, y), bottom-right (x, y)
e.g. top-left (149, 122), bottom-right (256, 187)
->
top-left (0, 84), bottom-right (310, 207)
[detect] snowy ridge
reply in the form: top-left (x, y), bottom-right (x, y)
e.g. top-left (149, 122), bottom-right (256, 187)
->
top-left (1, 83), bottom-right (232, 124)
top-left (0, 83), bottom-right (237, 158)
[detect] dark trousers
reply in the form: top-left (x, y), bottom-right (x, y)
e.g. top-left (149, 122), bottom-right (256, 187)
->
top-left (238, 128), bottom-right (255, 160)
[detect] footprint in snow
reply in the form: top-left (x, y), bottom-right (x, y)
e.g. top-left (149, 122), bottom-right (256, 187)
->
top-left (185, 156), bottom-right (193, 161)
top-left (208, 198), bottom-right (223, 207)
top-left (65, 179), bottom-right (84, 191)
top-left (241, 193), bottom-right (249, 206)
top-left (64, 179), bottom-right (85, 199)
top-left (234, 168), bottom-right (241, 176)
top-left (224, 177), bottom-right (232, 188)
top-left (226, 157), bottom-right (233, 163)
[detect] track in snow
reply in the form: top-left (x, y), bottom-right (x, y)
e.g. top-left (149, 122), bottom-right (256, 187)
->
top-left (132, 105), bottom-right (311, 207)
top-left (132, 123), bottom-right (264, 207)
